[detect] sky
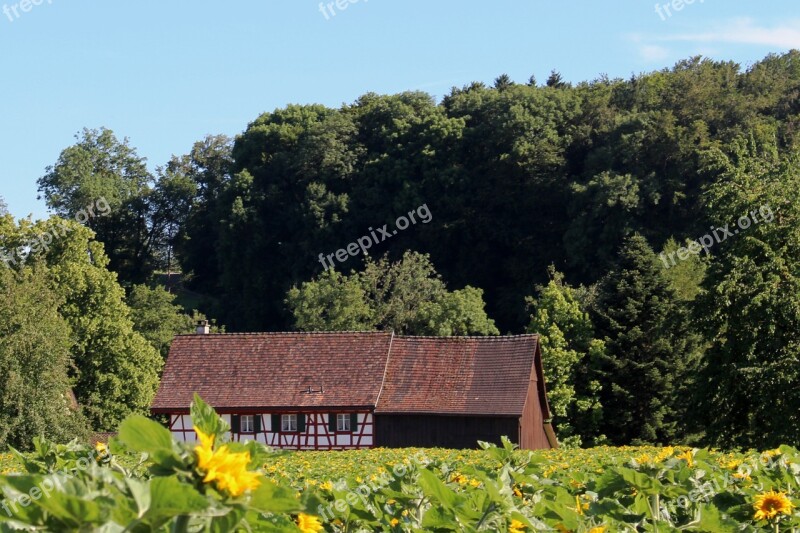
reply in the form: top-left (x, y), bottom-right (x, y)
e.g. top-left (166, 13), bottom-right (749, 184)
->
top-left (2, 0), bottom-right (799, 220)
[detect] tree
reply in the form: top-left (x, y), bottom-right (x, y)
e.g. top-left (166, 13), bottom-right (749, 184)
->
top-left (591, 234), bottom-right (699, 445)
top-left (217, 106), bottom-right (356, 330)
top-left (565, 171), bottom-right (646, 279)
top-left (414, 286), bottom-right (499, 336)
top-left (287, 252), bottom-right (498, 335)
top-left (0, 215), bottom-right (164, 431)
top-left (0, 266), bottom-right (90, 449)
top-left (546, 70), bottom-right (570, 89)
top-left (170, 135), bottom-right (234, 294)
top-left (494, 74), bottom-right (514, 91)
top-left (658, 238), bottom-right (708, 302)
top-left (126, 284), bottom-right (211, 359)
top-left (527, 268), bottom-right (604, 447)
top-left (37, 128), bottom-right (158, 285)
top-left (286, 269), bottom-right (374, 332)
top-left (696, 141), bottom-right (800, 448)
top-left (0, 196), bottom-right (7, 216)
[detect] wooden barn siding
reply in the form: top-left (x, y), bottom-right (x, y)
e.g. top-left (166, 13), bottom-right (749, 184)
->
top-left (519, 362), bottom-right (553, 450)
top-left (374, 414), bottom-right (519, 449)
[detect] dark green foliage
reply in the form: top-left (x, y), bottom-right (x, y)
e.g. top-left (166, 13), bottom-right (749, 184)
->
top-left (21, 50), bottom-right (800, 447)
top-left (126, 284), bottom-right (213, 359)
top-left (591, 235), bottom-right (700, 445)
top-left (0, 266), bottom-right (90, 449)
top-left (526, 269), bottom-right (605, 447)
top-left (287, 252), bottom-right (499, 336)
top-left (695, 140), bottom-right (800, 449)
top-left (37, 128), bottom-right (199, 287)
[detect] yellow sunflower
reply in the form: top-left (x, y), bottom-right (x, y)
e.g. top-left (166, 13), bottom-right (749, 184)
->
top-left (508, 518), bottom-right (527, 533)
top-left (753, 491), bottom-right (794, 521)
top-left (296, 513), bottom-right (324, 533)
top-left (676, 450), bottom-right (694, 467)
top-left (193, 426), bottom-right (261, 497)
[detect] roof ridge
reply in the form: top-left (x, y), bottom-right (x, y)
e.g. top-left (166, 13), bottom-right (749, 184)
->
top-left (175, 332), bottom-right (540, 340)
top-left (393, 334), bottom-right (540, 340)
top-left (374, 331), bottom-right (395, 409)
top-left (175, 331), bottom-right (392, 337)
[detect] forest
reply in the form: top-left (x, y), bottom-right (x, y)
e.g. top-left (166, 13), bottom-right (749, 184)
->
top-left (2, 51), bottom-right (800, 451)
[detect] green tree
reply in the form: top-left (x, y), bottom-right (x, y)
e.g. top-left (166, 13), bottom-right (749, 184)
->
top-left (658, 237), bottom-right (708, 302)
top-left (592, 234), bottom-right (698, 445)
top-left (286, 269), bottom-right (374, 332)
top-left (414, 286), bottom-right (499, 336)
top-left (494, 74), bottom-right (514, 91)
top-left (126, 284), bottom-right (213, 359)
top-left (0, 215), bottom-right (164, 431)
top-left (287, 252), bottom-right (498, 336)
top-left (696, 140), bottom-right (800, 448)
top-left (546, 70), bottom-right (570, 89)
top-left (526, 269), bottom-right (604, 447)
top-left (0, 266), bottom-right (90, 449)
top-left (170, 135), bottom-right (234, 294)
top-left (37, 128), bottom-right (158, 285)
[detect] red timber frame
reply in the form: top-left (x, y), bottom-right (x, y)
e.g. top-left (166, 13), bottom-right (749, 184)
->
top-left (167, 410), bottom-right (375, 451)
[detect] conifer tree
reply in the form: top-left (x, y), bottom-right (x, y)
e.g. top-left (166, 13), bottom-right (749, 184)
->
top-left (592, 234), bottom-right (698, 444)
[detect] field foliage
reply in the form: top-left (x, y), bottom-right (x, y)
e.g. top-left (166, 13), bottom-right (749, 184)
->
top-left (0, 397), bottom-right (798, 532)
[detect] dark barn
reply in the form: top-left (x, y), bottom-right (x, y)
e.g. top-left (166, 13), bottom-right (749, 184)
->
top-left (151, 331), bottom-right (557, 450)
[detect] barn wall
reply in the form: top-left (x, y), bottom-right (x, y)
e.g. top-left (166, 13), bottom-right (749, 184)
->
top-left (519, 372), bottom-right (552, 450)
top-left (519, 382), bottom-right (550, 450)
top-left (374, 415), bottom-right (519, 449)
top-left (168, 411), bottom-right (374, 450)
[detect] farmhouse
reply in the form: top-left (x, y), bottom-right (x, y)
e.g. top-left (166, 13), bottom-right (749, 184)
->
top-left (151, 329), bottom-right (557, 450)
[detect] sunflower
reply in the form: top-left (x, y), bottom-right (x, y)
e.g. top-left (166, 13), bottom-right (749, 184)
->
top-left (588, 527), bottom-right (607, 533)
top-left (753, 491), bottom-right (794, 521)
top-left (676, 450), bottom-right (694, 467)
top-left (94, 441), bottom-right (110, 462)
top-left (193, 426), bottom-right (261, 497)
top-left (508, 518), bottom-right (527, 533)
top-left (296, 513), bottom-right (324, 533)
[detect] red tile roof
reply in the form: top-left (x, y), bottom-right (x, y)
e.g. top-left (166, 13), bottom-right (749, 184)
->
top-left (151, 332), bottom-right (543, 417)
top-left (151, 332), bottom-right (393, 412)
top-left (375, 335), bottom-right (540, 416)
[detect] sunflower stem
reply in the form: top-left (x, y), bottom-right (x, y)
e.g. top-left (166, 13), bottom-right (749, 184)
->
top-left (172, 515), bottom-right (190, 533)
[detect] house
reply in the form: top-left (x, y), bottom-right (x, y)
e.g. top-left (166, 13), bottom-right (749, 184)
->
top-left (150, 329), bottom-right (557, 450)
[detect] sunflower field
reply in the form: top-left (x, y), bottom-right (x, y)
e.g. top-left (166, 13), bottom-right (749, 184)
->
top-left (0, 396), bottom-right (798, 532)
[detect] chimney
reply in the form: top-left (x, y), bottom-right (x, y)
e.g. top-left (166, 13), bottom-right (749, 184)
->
top-left (196, 320), bottom-right (210, 335)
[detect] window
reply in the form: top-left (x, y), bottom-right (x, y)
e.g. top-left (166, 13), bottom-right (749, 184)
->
top-left (336, 413), bottom-right (351, 432)
top-left (281, 414), bottom-right (297, 432)
top-left (240, 415), bottom-right (254, 433)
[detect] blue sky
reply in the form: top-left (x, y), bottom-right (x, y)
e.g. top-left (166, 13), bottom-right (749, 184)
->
top-left (2, 0), bottom-right (799, 220)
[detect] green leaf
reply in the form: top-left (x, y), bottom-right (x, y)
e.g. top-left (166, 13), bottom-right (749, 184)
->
top-left (420, 505), bottom-right (459, 531)
top-left (140, 476), bottom-right (209, 527)
top-left (191, 393), bottom-right (230, 440)
top-left (247, 480), bottom-right (304, 514)
top-left (695, 503), bottom-right (740, 533)
top-left (618, 467), bottom-right (665, 495)
top-left (3, 475), bottom-right (106, 527)
top-left (124, 477), bottom-right (151, 517)
top-left (117, 415), bottom-right (173, 455)
top-left (417, 469), bottom-right (461, 511)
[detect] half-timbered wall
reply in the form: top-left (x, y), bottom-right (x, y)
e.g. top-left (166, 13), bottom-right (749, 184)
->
top-left (168, 411), bottom-right (374, 450)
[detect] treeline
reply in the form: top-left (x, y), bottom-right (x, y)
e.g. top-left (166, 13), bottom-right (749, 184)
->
top-left (4, 51), bottom-right (800, 449)
top-left (0, 217), bottom-right (216, 448)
